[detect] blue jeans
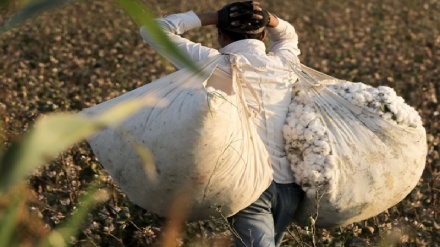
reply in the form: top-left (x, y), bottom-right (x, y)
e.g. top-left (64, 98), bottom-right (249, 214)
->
top-left (228, 181), bottom-right (304, 247)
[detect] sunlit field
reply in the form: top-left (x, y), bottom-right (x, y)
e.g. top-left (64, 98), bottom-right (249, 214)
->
top-left (0, 0), bottom-right (439, 246)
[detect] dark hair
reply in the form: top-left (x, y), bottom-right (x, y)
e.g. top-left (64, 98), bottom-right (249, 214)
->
top-left (216, 1), bottom-right (268, 42)
top-left (218, 26), bottom-right (265, 41)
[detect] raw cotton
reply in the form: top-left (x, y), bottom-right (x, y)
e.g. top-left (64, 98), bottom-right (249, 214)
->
top-left (82, 55), bottom-right (272, 220)
top-left (284, 65), bottom-right (427, 228)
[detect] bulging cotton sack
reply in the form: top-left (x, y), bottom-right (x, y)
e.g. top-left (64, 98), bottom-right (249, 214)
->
top-left (283, 64), bottom-right (427, 228)
top-left (82, 55), bottom-right (272, 220)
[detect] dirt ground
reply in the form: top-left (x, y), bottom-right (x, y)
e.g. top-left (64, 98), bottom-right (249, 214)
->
top-left (0, 0), bottom-right (439, 246)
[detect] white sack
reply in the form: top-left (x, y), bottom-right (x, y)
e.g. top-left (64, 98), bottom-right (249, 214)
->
top-left (284, 65), bottom-right (427, 228)
top-left (82, 55), bottom-right (272, 220)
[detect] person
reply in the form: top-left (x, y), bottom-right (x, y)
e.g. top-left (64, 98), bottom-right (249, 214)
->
top-left (140, 1), bottom-right (304, 246)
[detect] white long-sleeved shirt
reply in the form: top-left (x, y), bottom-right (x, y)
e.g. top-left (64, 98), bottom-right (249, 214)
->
top-left (140, 11), bottom-right (301, 184)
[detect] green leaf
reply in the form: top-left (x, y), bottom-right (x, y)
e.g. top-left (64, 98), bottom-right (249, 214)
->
top-left (1, 0), bottom-right (72, 32)
top-left (38, 183), bottom-right (109, 247)
top-left (115, 0), bottom-right (201, 74)
top-left (0, 192), bottom-right (22, 247)
top-left (0, 99), bottom-right (150, 192)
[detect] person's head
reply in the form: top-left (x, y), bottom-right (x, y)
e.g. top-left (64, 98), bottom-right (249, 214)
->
top-left (217, 1), bottom-right (269, 47)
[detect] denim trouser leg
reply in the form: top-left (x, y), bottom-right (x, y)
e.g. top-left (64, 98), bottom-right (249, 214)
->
top-left (273, 183), bottom-right (303, 246)
top-left (228, 182), bottom-right (304, 247)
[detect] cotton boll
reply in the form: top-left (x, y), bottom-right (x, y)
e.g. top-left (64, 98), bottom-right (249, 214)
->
top-left (294, 174), bottom-right (304, 185)
top-left (351, 99), bottom-right (361, 107)
top-left (289, 139), bottom-right (301, 148)
top-left (320, 135), bottom-right (329, 143)
top-left (358, 83), bottom-right (369, 91)
top-left (300, 112), bottom-right (317, 127)
top-left (409, 116), bottom-right (420, 128)
top-left (310, 164), bottom-right (323, 174)
top-left (283, 126), bottom-right (295, 140)
top-left (286, 119), bottom-right (295, 129)
top-left (290, 164), bottom-right (302, 177)
top-left (304, 128), bottom-right (315, 142)
top-left (309, 119), bottom-right (326, 136)
top-left (372, 101), bottom-right (382, 109)
top-left (294, 104), bottom-right (304, 114)
top-left (312, 145), bottom-right (323, 154)
top-left (343, 93), bottom-right (353, 101)
top-left (338, 89), bottom-right (346, 97)
top-left (299, 142), bottom-right (310, 152)
top-left (314, 125), bottom-right (327, 137)
top-left (395, 115), bottom-right (404, 124)
top-left (308, 170), bottom-right (322, 183)
top-left (288, 154), bottom-right (301, 165)
top-left (325, 155), bottom-right (338, 170)
top-left (303, 147), bottom-right (314, 158)
top-left (320, 142), bottom-right (331, 156)
top-left (348, 83), bottom-right (360, 93)
top-left (292, 161), bottom-right (305, 174)
top-left (395, 96), bottom-right (405, 104)
top-left (387, 103), bottom-right (398, 113)
top-left (292, 170), bottom-right (304, 183)
top-left (314, 155), bottom-right (326, 167)
top-left (284, 130), bottom-right (299, 145)
top-left (305, 187), bottom-right (318, 198)
top-left (293, 111), bottom-right (303, 119)
top-left (295, 124), bottom-right (305, 138)
top-left (395, 109), bottom-right (407, 123)
top-left (286, 118), bottom-right (298, 128)
top-left (303, 104), bottom-right (315, 113)
top-left (312, 135), bottom-right (322, 144)
top-left (353, 93), bottom-right (366, 104)
top-left (302, 159), bottom-right (314, 168)
top-left (380, 86), bottom-right (397, 98)
top-left (322, 170), bottom-right (334, 184)
top-left (383, 112), bottom-right (393, 121)
top-left (296, 91), bottom-right (309, 102)
top-left (308, 118), bottom-right (321, 130)
top-left (370, 88), bottom-right (379, 97)
top-left (363, 92), bottom-right (374, 103)
top-left (313, 139), bottom-right (326, 148)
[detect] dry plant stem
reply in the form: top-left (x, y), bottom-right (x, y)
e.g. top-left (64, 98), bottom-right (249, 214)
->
top-left (309, 186), bottom-right (325, 247)
top-left (286, 228), bottom-right (306, 246)
top-left (432, 174), bottom-right (440, 219)
top-left (215, 207), bottom-right (247, 247)
top-left (97, 228), bottom-right (123, 245)
top-left (293, 226), bottom-right (308, 246)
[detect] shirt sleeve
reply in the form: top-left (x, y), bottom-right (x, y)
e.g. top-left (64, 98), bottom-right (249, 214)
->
top-left (267, 18), bottom-right (301, 62)
top-left (140, 11), bottom-right (220, 70)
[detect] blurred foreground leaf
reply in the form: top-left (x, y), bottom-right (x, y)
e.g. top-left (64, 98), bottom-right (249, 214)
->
top-left (0, 0), bottom-right (14, 9)
top-left (0, 191), bottom-right (22, 247)
top-left (115, 0), bottom-right (201, 74)
top-left (0, 99), bottom-right (152, 192)
top-left (1, 0), bottom-right (73, 32)
top-left (117, 128), bottom-right (158, 182)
